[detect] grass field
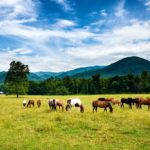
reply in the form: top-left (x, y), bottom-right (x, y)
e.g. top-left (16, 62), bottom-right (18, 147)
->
top-left (0, 94), bottom-right (150, 150)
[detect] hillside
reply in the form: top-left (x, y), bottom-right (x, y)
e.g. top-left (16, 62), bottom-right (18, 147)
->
top-left (73, 56), bottom-right (150, 78)
top-left (0, 66), bottom-right (105, 82)
top-left (0, 72), bottom-right (6, 83)
top-left (57, 66), bottom-right (105, 78)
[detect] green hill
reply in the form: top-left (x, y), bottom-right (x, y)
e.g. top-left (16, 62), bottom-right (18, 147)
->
top-left (73, 56), bottom-right (150, 78)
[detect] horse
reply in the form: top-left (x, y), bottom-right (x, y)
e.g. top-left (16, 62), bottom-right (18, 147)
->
top-left (137, 97), bottom-right (150, 110)
top-left (48, 99), bottom-right (64, 111)
top-left (98, 97), bottom-right (113, 102)
top-left (37, 100), bottom-right (41, 108)
top-left (112, 99), bottom-right (121, 106)
top-left (92, 100), bottom-right (113, 113)
top-left (27, 100), bottom-right (34, 108)
top-left (56, 101), bottom-right (64, 111)
top-left (133, 98), bottom-right (141, 109)
top-left (48, 99), bottom-right (57, 111)
top-left (66, 98), bottom-right (84, 113)
top-left (120, 98), bottom-right (134, 109)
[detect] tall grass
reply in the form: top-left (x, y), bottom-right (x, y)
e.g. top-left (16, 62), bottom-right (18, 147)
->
top-left (0, 94), bottom-right (150, 150)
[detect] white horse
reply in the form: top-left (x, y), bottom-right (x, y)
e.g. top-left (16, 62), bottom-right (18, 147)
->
top-left (66, 98), bottom-right (84, 113)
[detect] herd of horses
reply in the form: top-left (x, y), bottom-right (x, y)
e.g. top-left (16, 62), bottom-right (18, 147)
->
top-left (23, 97), bottom-right (150, 113)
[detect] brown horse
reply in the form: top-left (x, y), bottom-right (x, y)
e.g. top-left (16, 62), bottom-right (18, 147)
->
top-left (27, 100), bottom-right (34, 108)
top-left (56, 100), bottom-right (64, 111)
top-left (137, 97), bottom-right (150, 110)
top-left (112, 99), bottom-right (121, 106)
top-left (37, 100), bottom-right (41, 108)
top-left (48, 99), bottom-right (64, 111)
top-left (92, 100), bottom-right (113, 113)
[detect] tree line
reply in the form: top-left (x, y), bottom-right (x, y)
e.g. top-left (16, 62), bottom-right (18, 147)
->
top-left (27, 72), bottom-right (150, 95)
top-left (2, 61), bottom-right (150, 97)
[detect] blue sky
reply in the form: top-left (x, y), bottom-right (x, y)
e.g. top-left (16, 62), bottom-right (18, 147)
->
top-left (0, 0), bottom-right (150, 72)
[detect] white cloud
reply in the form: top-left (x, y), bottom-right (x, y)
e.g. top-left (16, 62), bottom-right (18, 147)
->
top-left (145, 1), bottom-right (150, 11)
top-left (8, 48), bottom-right (32, 55)
top-left (51, 0), bottom-right (73, 11)
top-left (52, 19), bottom-right (77, 28)
top-left (114, 0), bottom-right (128, 17)
top-left (0, 0), bottom-right (37, 20)
top-left (100, 9), bottom-right (107, 17)
top-left (65, 20), bottom-right (150, 66)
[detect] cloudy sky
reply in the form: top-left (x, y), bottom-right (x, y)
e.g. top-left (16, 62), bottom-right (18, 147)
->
top-left (0, 0), bottom-right (150, 72)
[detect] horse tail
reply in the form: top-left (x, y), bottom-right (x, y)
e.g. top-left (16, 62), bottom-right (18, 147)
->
top-left (108, 103), bottom-right (113, 113)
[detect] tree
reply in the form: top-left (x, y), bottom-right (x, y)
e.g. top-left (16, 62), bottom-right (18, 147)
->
top-left (89, 74), bottom-right (101, 94)
top-left (5, 61), bottom-right (29, 98)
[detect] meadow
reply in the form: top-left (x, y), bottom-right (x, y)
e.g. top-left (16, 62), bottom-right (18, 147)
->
top-left (0, 94), bottom-right (150, 150)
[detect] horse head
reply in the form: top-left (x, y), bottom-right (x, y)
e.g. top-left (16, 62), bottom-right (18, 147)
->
top-left (80, 104), bottom-right (84, 113)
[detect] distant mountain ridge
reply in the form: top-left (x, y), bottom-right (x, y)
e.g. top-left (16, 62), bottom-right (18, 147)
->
top-left (0, 56), bottom-right (150, 82)
top-left (0, 66), bottom-right (105, 82)
top-left (73, 56), bottom-right (150, 78)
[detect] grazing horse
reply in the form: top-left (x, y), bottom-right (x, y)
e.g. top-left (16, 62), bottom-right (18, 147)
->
top-left (56, 101), bottom-right (64, 111)
top-left (92, 100), bottom-right (113, 113)
top-left (48, 99), bottom-right (57, 111)
top-left (48, 99), bottom-right (64, 111)
top-left (27, 100), bottom-right (34, 108)
top-left (120, 98), bottom-right (134, 109)
top-left (112, 99), bottom-right (121, 106)
top-left (66, 98), bottom-right (84, 113)
top-left (37, 100), bottom-right (41, 108)
top-left (133, 98), bottom-right (141, 109)
top-left (137, 98), bottom-right (150, 110)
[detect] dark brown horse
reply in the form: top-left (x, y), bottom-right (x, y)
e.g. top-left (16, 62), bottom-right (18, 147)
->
top-left (92, 100), bottom-right (113, 113)
top-left (27, 100), bottom-right (34, 108)
top-left (120, 98), bottom-right (135, 109)
top-left (37, 100), bottom-right (41, 108)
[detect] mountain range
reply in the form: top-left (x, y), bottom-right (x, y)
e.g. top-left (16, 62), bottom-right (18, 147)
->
top-left (0, 56), bottom-right (150, 82)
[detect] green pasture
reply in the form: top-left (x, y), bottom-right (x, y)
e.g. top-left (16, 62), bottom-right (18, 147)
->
top-left (0, 94), bottom-right (150, 150)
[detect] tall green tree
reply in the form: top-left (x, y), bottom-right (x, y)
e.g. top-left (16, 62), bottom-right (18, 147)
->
top-left (5, 61), bottom-right (29, 98)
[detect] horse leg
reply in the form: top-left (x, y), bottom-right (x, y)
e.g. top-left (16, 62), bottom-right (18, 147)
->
top-left (96, 107), bottom-right (98, 112)
top-left (129, 104), bottom-right (132, 109)
top-left (121, 103), bottom-right (124, 108)
top-left (104, 107), bottom-right (106, 112)
top-left (148, 105), bottom-right (150, 111)
top-left (140, 104), bottom-right (142, 109)
top-left (93, 107), bottom-right (95, 113)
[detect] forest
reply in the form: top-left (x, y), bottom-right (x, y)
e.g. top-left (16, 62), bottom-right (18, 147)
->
top-left (26, 71), bottom-right (150, 95)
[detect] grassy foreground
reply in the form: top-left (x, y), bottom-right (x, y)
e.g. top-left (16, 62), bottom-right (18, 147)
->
top-left (0, 94), bottom-right (150, 150)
